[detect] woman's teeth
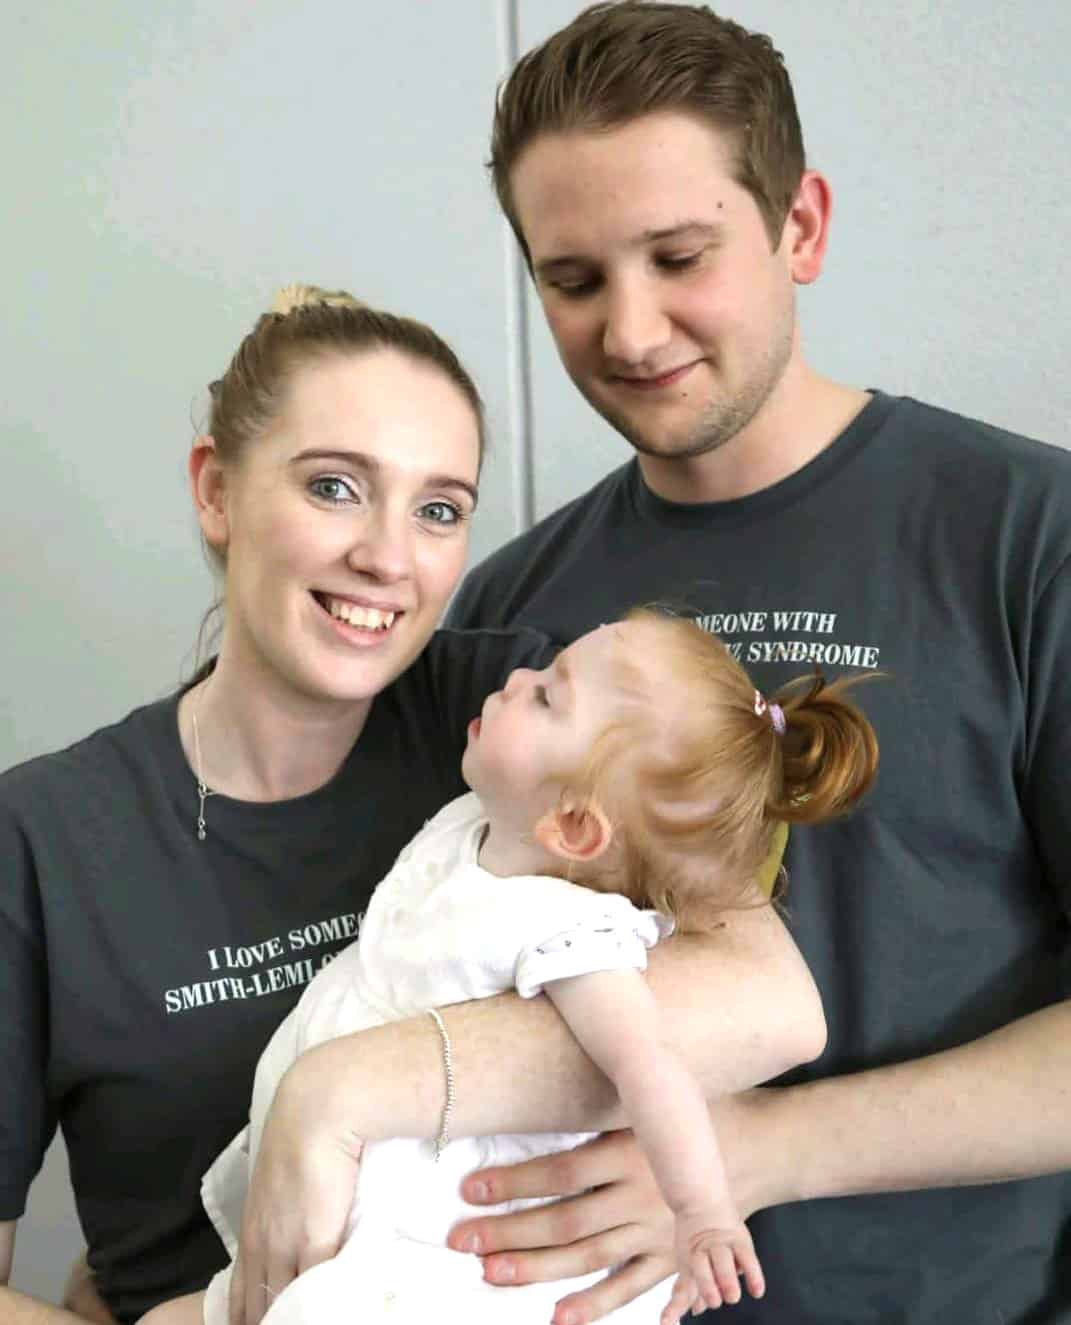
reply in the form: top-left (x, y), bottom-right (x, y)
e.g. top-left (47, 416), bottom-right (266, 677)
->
top-left (324, 597), bottom-right (396, 630)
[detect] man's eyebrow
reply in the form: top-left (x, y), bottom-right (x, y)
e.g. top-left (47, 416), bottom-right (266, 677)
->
top-left (534, 222), bottom-right (725, 277)
top-left (640, 220), bottom-right (725, 244)
top-left (289, 449), bottom-right (478, 505)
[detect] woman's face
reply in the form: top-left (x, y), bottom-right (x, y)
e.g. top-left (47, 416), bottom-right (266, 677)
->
top-left (202, 347), bottom-right (480, 709)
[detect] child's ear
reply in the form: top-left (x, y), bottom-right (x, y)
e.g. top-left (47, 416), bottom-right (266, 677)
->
top-left (534, 797), bottom-right (614, 863)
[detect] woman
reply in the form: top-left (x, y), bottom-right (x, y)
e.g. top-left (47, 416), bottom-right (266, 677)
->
top-left (1, 287), bottom-right (822, 1325)
top-left (0, 286), bottom-right (549, 1323)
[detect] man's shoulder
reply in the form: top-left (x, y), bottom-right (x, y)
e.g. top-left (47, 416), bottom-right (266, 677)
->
top-left (448, 463), bottom-right (633, 629)
top-left (892, 394), bottom-right (1070, 477)
top-left (386, 625), bottom-right (557, 728)
top-left (416, 623), bottom-right (558, 675)
top-left (477, 462), bottom-right (631, 576)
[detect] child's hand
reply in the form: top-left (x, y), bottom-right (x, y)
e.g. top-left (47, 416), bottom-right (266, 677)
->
top-left (660, 1217), bottom-right (765, 1322)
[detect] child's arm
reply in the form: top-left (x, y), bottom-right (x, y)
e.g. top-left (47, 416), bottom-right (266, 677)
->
top-left (545, 969), bottom-right (765, 1321)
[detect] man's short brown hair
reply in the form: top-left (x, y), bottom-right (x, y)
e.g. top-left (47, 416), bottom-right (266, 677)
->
top-left (490, 1), bottom-right (806, 259)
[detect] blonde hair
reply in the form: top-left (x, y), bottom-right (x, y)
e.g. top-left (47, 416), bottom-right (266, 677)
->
top-left (563, 609), bottom-right (879, 931)
top-left (208, 282), bottom-right (485, 471)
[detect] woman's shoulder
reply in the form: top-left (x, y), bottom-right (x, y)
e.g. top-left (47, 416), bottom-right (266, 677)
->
top-left (1, 693), bottom-right (179, 818)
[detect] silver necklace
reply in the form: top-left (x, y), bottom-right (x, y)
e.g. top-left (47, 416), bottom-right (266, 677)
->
top-left (190, 696), bottom-right (216, 842)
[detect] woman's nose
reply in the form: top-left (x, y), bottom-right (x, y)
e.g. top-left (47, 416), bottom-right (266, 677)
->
top-left (345, 508), bottom-right (413, 583)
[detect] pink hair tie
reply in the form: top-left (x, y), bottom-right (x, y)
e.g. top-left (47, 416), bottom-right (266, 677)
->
top-left (754, 690), bottom-right (786, 736)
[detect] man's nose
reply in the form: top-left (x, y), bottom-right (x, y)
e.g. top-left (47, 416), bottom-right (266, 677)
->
top-left (602, 276), bottom-right (671, 365)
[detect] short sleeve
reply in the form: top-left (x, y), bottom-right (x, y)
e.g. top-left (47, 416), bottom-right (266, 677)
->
top-left (0, 793), bottom-right (53, 1219)
top-left (514, 903), bottom-right (674, 999)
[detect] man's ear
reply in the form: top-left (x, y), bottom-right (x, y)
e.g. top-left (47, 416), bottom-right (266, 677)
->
top-left (782, 168), bottom-right (832, 287)
top-left (534, 797), bottom-right (614, 864)
top-left (189, 435), bottom-right (229, 549)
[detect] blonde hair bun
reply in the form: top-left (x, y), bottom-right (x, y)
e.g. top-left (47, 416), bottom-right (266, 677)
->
top-left (270, 283), bottom-right (366, 316)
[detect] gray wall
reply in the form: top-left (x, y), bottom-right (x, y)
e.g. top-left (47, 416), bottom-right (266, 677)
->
top-left (5, 0), bottom-right (1069, 1302)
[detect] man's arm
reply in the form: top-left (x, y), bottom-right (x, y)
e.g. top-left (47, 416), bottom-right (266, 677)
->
top-left (0, 1222), bottom-right (101, 1325)
top-left (445, 997), bottom-right (1071, 1325)
top-left (728, 997), bottom-right (1071, 1214)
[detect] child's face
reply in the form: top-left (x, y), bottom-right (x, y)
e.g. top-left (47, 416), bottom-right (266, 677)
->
top-left (462, 622), bottom-right (640, 837)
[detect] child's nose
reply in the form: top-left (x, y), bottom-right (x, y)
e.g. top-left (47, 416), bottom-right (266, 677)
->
top-left (503, 667), bottom-right (534, 697)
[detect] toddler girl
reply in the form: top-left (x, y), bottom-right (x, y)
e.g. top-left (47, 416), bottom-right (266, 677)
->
top-left (144, 607), bottom-right (877, 1325)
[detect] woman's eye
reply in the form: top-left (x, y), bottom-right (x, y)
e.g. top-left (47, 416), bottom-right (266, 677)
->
top-left (419, 501), bottom-right (465, 527)
top-left (309, 475), bottom-right (357, 504)
top-left (534, 685), bottom-right (551, 708)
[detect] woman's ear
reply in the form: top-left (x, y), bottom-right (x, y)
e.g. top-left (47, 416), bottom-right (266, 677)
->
top-left (189, 435), bottom-right (229, 549)
top-left (534, 797), bottom-right (614, 863)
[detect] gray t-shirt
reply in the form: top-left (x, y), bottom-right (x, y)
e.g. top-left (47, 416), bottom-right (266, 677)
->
top-left (447, 391), bottom-right (1071, 1325)
top-left (0, 626), bottom-right (554, 1323)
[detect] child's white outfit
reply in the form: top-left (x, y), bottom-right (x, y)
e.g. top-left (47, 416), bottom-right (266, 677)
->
top-left (201, 793), bottom-right (674, 1324)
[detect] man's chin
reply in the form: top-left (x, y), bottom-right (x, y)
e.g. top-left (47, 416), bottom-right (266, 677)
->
top-left (576, 389), bottom-right (709, 459)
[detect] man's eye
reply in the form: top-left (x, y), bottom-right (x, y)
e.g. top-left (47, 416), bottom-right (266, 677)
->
top-left (548, 275), bottom-right (599, 298)
top-left (658, 251), bottom-right (702, 271)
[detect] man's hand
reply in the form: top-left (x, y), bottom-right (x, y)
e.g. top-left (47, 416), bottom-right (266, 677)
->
top-left (448, 1130), bottom-right (675, 1325)
top-left (62, 1254), bottom-right (118, 1325)
top-left (229, 1066), bottom-right (364, 1325)
top-left (447, 1095), bottom-right (776, 1325)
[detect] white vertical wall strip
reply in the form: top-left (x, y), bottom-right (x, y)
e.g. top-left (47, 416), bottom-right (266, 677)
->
top-left (497, 0), bottom-right (536, 532)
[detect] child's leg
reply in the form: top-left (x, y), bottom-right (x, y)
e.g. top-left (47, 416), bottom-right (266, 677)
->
top-left (137, 1290), bottom-right (206, 1325)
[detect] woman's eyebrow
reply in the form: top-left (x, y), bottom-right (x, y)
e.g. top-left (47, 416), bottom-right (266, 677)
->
top-left (289, 449), bottom-right (478, 505)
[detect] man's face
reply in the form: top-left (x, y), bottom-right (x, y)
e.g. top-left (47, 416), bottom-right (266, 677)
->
top-left (510, 111), bottom-right (802, 464)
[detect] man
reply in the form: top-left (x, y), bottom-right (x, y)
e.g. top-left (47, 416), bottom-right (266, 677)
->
top-left (444, 3), bottom-right (1071, 1322)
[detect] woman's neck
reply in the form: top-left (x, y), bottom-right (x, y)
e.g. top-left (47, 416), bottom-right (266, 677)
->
top-left (178, 642), bottom-right (372, 803)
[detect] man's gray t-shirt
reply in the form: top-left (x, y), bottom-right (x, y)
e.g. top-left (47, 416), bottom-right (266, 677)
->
top-left (447, 391), bottom-right (1071, 1325)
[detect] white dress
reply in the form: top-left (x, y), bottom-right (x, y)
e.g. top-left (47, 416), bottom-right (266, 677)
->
top-left (201, 793), bottom-right (674, 1324)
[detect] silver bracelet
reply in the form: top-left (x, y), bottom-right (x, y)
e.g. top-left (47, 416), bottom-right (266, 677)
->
top-left (428, 1008), bottom-right (455, 1161)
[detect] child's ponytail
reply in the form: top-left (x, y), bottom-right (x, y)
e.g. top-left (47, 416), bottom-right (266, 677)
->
top-left (766, 673), bottom-right (879, 825)
top-left (558, 610), bottom-right (882, 930)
